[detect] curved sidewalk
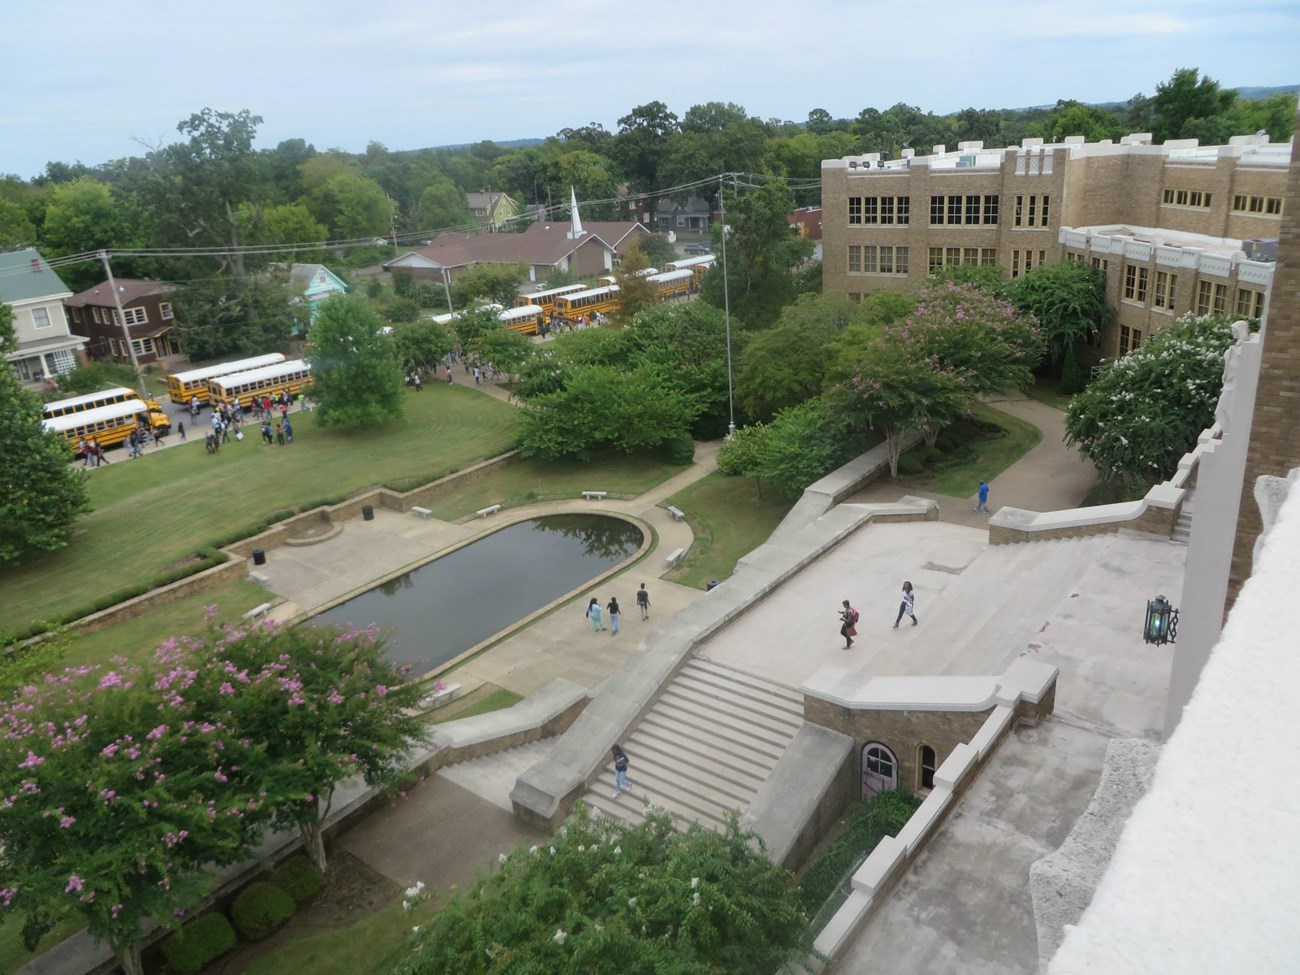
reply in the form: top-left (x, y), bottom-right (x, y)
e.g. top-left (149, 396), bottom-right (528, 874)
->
top-left (844, 394), bottom-right (1096, 526)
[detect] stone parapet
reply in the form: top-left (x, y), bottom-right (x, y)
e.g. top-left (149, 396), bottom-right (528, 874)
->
top-left (988, 482), bottom-right (1182, 544)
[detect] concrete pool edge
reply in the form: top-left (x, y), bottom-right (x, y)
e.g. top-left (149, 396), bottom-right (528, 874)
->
top-left (289, 508), bottom-right (656, 685)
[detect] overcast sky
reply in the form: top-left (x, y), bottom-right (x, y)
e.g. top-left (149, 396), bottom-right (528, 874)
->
top-left (3, 0), bottom-right (1297, 179)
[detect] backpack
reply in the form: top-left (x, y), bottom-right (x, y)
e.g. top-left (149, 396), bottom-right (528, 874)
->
top-left (614, 751), bottom-right (628, 771)
top-left (851, 608), bottom-right (860, 624)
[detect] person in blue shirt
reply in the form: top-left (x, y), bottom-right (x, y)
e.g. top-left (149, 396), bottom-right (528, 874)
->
top-left (975, 480), bottom-right (990, 513)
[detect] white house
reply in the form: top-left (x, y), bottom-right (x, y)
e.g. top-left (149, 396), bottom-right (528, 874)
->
top-left (0, 248), bottom-right (87, 386)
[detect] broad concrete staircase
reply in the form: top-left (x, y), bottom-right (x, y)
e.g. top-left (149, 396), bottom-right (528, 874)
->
top-left (583, 658), bottom-right (803, 830)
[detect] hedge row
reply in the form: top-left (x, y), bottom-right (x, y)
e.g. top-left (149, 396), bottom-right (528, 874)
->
top-left (159, 858), bottom-right (325, 973)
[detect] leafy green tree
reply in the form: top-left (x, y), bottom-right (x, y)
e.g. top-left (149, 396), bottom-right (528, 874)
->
top-left (830, 338), bottom-right (972, 476)
top-left (635, 233), bottom-right (677, 269)
top-left (305, 294), bottom-right (404, 426)
top-left (248, 203), bottom-right (327, 261)
top-left (517, 363), bottom-right (699, 460)
top-left (1043, 100), bottom-right (1125, 142)
top-left (806, 108), bottom-right (834, 134)
top-left (0, 197), bottom-right (37, 249)
top-left (472, 327), bottom-right (535, 383)
top-left (452, 303), bottom-right (507, 347)
top-left (310, 172), bottom-right (393, 240)
top-left (393, 321), bottom-right (456, 373)
top-left (1151, 68), bottom-right (1237, 142)
top-left (40, 179), bottom-right (144, 290)
top-left (900, 281), bottom-right (1043, 400)
top-left (736, 290), bottom-right (858, 419)
top-left (513, 328), bottom-right (630, 399)
top-left (701, 179), bottom-right (813, 330)
top-left (718, 399), bottom-right (851, 497)
top-left (450, 263), bottom-right (528, 307)
top-left (623, 301), bottom-right (736, 438)
top-left (393, 808), bottom-right (808, 975)
top-left (612, 244), bottom-right (659, 323)
top-left (187, 620), bottom-right (427, 870)
top-left (764, 131), bottom-right (858, 181)
top-left (414, 177), bottom-right (472, 231)
top-left (0, 306), bottom-right (91, 565)
top-left (541, 150), bottom-right (623, 220)
top-left (1004, 260), bottom-right (1110, 366)
top-left (171, 275), bottom-right (295, 359)
top-left (1065, 313), bottom-right (1237, 485)
top-left (928, 263), bottom-right (1004, 292)
top-left (612, 101), bottom-right (680, 193)
top-left (0, 656), bottom-right (271, 975)
top-left (1231, 92), bottom-right (1296, 141)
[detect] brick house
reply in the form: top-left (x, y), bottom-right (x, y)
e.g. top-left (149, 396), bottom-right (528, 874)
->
top-left (0, 248), bottom-right (88, 385)
top-left (64, 278), bottom-right (179, 364)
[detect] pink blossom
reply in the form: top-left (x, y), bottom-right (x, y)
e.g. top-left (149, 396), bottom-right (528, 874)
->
top-left (213, 770), bottom-right (228, 783)
top-left (0, 887), bottom-right (18, 908)
top-left (18, 752), bottom-right (44, 770)
top-left (99, 789), bottom-right (117, 802)
top-left (100, 743), bottom-right (119, 758)
top-left (59, 815), bottom-right (76, 828)
top-left (145, 724), bottom-right (168, 741)
top-left (219, 682), bottom-right (235, 696)
top-left (98, 672), bottom-right (123, 690)
top-left (65, 875), bottom-right (84, 894)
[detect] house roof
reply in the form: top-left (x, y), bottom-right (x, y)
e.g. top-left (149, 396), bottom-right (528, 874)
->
top-left (0, 248), bottom-right (72, 304)
top-left (391, 227), bottom-right (616, 271)
top-left (466, 192), bottom-right (515, 214)
top-left (288, 264), bottom-right (347, 293)
top-left (522, 220), bottom-right (650, 254)
top-left (65, 278), bottom-right (174, 308)
top-left (655, 196), bottom-right (713, 215)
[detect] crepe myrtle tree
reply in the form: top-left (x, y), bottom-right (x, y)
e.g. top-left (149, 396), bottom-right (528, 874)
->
top-left (0, 656), bottom-right (274, 975)
top-left (187, 619), bottom-right (429, 872)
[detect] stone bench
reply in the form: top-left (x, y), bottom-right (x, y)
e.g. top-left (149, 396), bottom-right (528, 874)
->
top-left (476, 504), bottom-right (502, 518)
top-left (411, 506), bottom-right (433, 519)
top-left (243, 602), bottom-right (273, 619)
top-left (581, 490), bottom-right (608, 500)
top-left (421, 682), bottom-right (462, 711)
top-left (249, 571), bottom-right (270, 585)
top-left (665, 547), bottom-right (685, 566)
top-left (667, 505), bottom-right (686, 521)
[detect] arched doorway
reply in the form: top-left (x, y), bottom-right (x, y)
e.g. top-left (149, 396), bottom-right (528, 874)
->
top-left (861, 742), bottom-right (898, 798)
top-left (917, 745), bottom-right (937, 790)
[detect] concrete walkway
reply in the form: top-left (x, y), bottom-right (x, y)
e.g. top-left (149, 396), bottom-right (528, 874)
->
top-left (844, 394), bottom-right (1096, 526)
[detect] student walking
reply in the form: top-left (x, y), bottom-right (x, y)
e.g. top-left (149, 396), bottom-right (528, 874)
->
top-left (177, 420), bottom-right (185, 441)
top-left (607, 596), bottom-right (621, 636)
top-left (894, 581), bottom-right (918, 628)
top-left (610, 744), bottom-right (633, 799)
top-left (586, 597), bottom-right (604, 632)
top-left (283, 417), bottom-right (293, 443)
top-left (275, 422), bottom-right (285, 446)
top-left (636, 583), bottom-right (650, 620)
top-left (975, 480), bottom-right (990, 513)
top-left (445, 366), bottom-right (453, 384)
top-left (839, 599), bottom-right (859, 648)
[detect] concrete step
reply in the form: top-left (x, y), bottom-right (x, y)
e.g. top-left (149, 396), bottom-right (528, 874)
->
top-left (622, 743), bottom-right (761, 806)
top-left (650, 700), bottom-right (792, 760)
top-left (684, 658), bottom-right (804, 711)
top-left (633, 719), bottom-right (775, 784)
top-left (588, 769), bottom-right (732, 830)
top-left (657, 683), bottom-right (801, 739)
top-left (671, 670), bottom-right (805, 727)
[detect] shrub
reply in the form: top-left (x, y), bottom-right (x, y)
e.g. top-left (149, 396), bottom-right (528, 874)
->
top-left (231, 881), bottom-right (296, 941)
top-left (1059, 345), bottom-right (1087, 395)
top-left (798, 790), bottom-right (920, 915)
top-left (160, 913), bottom-right (238, 975)
top-left (269, 856), bottom-right (327, 905)
top-left (946, 420), bottom-right (981, 442)
top-left (917, 445), bottom-right (943, 466)
top-left (895, 454), bottom-right (925, 476)
top-left (662, 437), bottom-right (695, 465)
top-left (935, 443), bottom-right (975, 467)
top-left (935, 434), bottom-right (959, 453)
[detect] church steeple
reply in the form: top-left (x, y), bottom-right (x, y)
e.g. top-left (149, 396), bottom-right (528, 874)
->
top-left (567, 186), bottom-right (585, 240)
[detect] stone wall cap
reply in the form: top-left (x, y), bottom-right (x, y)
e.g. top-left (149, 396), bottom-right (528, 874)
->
top-left (804, 672), bottom-right (1000, 711)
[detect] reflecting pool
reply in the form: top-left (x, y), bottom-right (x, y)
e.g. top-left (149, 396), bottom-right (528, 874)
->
top-left (312, 514), bottom-right (643, 675)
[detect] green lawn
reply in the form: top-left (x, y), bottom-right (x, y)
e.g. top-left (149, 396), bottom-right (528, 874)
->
top-left (242, 893), bottom-right (436, 975)
top-left (901, 403), bottom-right (1042, 498)
top-left (0, 911), bottom-right (86, 974)
top-left (664, 473), bottom-right (795, 589)
top-left (427, 686), bottom-right (524, 724)
top-left (419, 450), bottom-right (688, 522)
top-left (1023, 378), bottom-right (1074, 411)
top-left (57, 579), bottom-right (272, 671)
top-left (1, 386), bottom-right (520, 636)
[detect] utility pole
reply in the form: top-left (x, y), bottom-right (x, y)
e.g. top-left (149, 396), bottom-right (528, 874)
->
top-left (100, 251), bottom-right (153, 406)
top-left (718, 175), bottom-right (735, 437)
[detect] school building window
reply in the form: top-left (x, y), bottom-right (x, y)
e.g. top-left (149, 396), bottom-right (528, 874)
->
top-left (1091, 257), bottom-right (1109, 273)
top-left (1153, 271), bottom-right (1178, 310)
top-left (938, 247), bottom-right (998, 272)
top-left (1119, 325), bottom-right (1143, 355)
top-left (849, 195), bottom-right (910, 225)
top-left (1231, 194), bottom-right (1283, 215)
top-left (848, 244), bottom-right (863, 274)
top-left (1235, 288), bottom-right (1265, 319)
top-left (1196, 280), bottom-right (1230, 316)
top-left (858, 245), bottom-right (909, 275)
top-left (1123, 264), bottom-right (1149, 303)
top-left (1010, 249), bottom-right (1047, 278)
top-left (1013, 194), bottom-right (1051, 228)
top-left (929, 194), bottom-right (998, 225)
top-left (1162, 188), bottom-right (1213, 209)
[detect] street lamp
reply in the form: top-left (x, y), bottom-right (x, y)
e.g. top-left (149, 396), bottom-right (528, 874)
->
top-left (1143, 594), bottom-right (1179, 646)
top-left (718, 174), bottom-right (735, 438)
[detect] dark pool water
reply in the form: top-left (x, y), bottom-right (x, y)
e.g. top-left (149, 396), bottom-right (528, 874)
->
top-left (312, 514), bottom-right (643, 676)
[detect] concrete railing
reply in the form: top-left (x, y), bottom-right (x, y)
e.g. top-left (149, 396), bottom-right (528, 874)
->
top-left (801, 659), bottom-right (1059, 970)
top-left (988, 422), bottom-right (1226, 545)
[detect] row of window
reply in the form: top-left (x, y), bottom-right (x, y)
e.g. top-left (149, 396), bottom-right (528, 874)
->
top-left (848, 195), bottom-right (910, 225)
top-left (1010, 249), bottom-right (1048, 277)
top-left (106, 336), bottom-right (156, 358)
top-left (848, 245), bottom-right (909, 275)
top-left (11, 348), bottom-right (76, 381)
top-left (927, 247), bottom-right (998, 272)
top-left (929, 194), bottom-right (1000, 226)
top-left (1162, 189), bottom-right (1212, 209)
top-left (89, 303), bottom-right (173, 326)
top-left (1233, 194), bottom-right (1282, 215)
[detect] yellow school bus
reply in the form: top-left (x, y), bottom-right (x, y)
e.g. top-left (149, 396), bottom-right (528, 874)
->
top-left (554, 285), bottom-right (621, 321)
top-left (43, 387), bottom-right (170, 431)
top-left (166, 353), bottom-right (287, 405)
top-left (500, 304), bottom-right (544, 335)
top-left (648, 269), bottom-right (694, 301)
top-left (514, 285), bottom-right (586, 318)
top-left (43, 399), bottom-right (155, 449)
top-left (206, 359), bottom-right (313, 410)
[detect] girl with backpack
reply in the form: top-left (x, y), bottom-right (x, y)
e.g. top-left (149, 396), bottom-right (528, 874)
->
top-left (839, 600), bottom-right (859, 649)
top-left (611, 744), bottom-right (632, 799)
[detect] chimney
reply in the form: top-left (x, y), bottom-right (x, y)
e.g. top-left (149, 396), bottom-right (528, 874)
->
top-left (30, 258), bottom-right (41, 272)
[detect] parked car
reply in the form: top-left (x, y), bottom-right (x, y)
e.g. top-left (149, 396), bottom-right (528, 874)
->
top-left (682, 243), bottom-right (711, 255)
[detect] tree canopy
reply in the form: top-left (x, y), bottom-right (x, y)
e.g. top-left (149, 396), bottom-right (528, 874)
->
top-left (305, 294), bottom-right (405, 426)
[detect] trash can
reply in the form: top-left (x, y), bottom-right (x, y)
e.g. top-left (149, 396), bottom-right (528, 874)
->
top-left (706, 579), bottom-right (721, 591)
top-left (362, 505), bottom-right (374, 521)
top-left (252, 548), bottom-right (266, 566)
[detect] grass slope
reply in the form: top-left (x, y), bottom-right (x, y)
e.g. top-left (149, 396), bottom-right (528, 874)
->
top-left (665, 473), bottom-right (795, 589)
top-left (1, 386), bottom-right (519, 634)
